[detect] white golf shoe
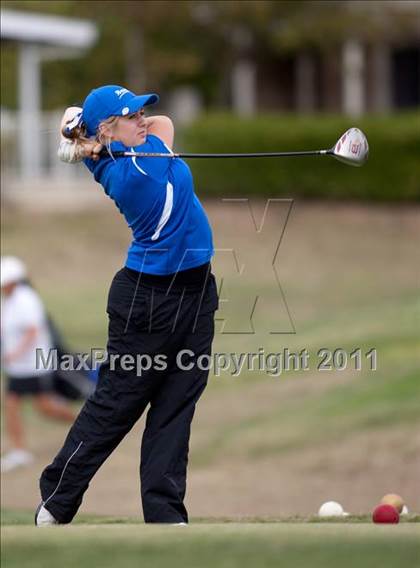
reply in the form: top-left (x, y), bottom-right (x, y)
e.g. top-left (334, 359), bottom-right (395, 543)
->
top-left (35, 504), bottom-right (59, 527)
top-left (0, 449), bottom-right (34, 473)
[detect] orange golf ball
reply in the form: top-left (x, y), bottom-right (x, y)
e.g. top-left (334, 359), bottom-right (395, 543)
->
top-left (380, 494), bottom-right (404, 514)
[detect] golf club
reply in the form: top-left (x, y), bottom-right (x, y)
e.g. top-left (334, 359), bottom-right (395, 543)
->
top-left (102, 127), bottom-right (369, 167)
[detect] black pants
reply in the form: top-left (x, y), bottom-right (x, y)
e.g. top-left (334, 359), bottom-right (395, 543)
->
top-left (39, 266), bottom-right (218, 523)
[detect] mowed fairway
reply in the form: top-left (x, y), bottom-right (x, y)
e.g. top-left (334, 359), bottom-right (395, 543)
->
top-left (2, 518), bottom-right (420, 568)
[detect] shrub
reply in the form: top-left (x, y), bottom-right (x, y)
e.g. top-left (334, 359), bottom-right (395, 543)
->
top-left (180, 112), bottom-right (420, 201)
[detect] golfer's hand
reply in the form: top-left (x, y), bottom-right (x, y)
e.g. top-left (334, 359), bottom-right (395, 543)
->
top-left (58, 139), bottom-right (103, 163)
top-left (78, 138), bottom-right (103, 161)
top-left (58, 106), bottom-right (103, 163)
top-left (81, 140), bottom-right (103, 161)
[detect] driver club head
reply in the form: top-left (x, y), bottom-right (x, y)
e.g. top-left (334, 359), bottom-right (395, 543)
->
top-left (332, 128), bottom-right (369, 167)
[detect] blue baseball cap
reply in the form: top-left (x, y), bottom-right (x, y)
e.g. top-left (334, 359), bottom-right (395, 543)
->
top-left (82, 85), bottom-right (159, 136)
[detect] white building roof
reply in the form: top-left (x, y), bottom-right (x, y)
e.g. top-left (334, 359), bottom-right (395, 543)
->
top-left (1, 9), bottom-right (97, 48)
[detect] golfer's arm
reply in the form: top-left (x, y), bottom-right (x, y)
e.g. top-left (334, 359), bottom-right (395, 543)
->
top-left (146, 116), bottom-right (174, 149)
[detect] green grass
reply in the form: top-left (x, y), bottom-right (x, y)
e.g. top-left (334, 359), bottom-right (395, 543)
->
top-left (191, 356), bottom-right (420, 464)
top-left (2, 509), bottom-right (419, 526)
top-left (1, 204), bottom-right (419, 535)
top-left (2, 519), bottom-right (419, 568)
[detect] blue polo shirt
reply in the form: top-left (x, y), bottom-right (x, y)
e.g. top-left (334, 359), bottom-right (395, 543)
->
top-left (84, 135), bottom-right (213, 275)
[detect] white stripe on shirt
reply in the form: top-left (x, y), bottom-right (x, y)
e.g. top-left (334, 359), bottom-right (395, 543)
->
top-left (130, 149), bottom-right (148, 176)
top-left (151, 181), bottom-right (173, 241)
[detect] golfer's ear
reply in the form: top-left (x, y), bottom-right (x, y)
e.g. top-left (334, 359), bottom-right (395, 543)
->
top-left (98, 122), bottom-right (113, 141)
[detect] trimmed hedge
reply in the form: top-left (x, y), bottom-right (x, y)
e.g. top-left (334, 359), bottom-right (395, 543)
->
top-left (180, 112), bottom-right (420, 201)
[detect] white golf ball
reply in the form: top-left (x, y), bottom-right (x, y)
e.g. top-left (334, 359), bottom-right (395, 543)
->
top-left (401, 505), bottom-right (409, 515)
top-left (318, 501), bottom-right (345, 517)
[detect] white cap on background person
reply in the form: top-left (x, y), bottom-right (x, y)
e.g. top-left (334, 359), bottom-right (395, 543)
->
top-left (0, 256), bottom-right (27, 287)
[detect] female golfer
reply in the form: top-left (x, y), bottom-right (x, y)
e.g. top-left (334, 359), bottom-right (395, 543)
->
top-left (36, 85), bottom-right (218, 526)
